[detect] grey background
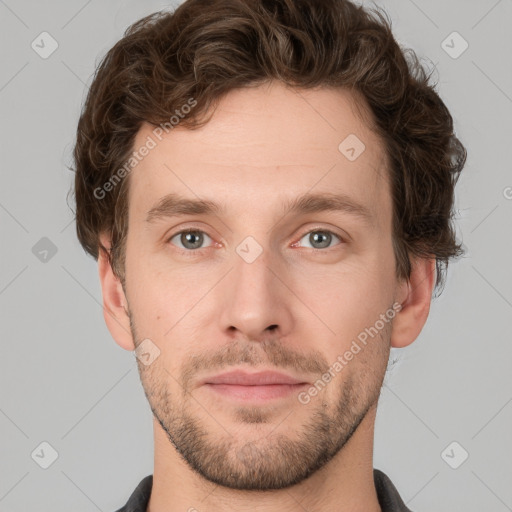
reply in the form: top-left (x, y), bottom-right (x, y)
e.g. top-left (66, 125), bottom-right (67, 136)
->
top-left (0, 0), bottom-right (511, 510)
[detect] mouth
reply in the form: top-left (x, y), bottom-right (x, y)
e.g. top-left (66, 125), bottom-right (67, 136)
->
top-left (201, 370), bottom-right (309, 402)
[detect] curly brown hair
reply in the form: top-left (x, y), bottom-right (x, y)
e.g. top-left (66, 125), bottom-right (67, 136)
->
top-left (71, 0), bottom-right (466, 297)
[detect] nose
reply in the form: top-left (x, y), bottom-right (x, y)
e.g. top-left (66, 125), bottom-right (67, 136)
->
top-left (218, 244), bottom-right (293, 343)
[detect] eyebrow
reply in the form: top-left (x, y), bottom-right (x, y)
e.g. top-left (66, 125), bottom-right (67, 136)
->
top-left (145, 191), bottom-right (374, 226)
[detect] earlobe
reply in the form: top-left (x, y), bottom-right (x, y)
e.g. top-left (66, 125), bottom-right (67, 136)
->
top-left (98, 233), bottom-right (135, 351)
top-left (390, 257), bottom-right (436, 349)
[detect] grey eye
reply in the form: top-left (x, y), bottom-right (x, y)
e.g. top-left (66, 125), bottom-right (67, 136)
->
top-left (299, 230), bottom-right (341, 249)
top-left (170, 230), bottom-right (212, 250)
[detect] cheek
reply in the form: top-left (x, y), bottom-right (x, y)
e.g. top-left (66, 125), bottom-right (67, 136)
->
top-left (125, 265), bottom-right (175, 337)
top-left (299, 264), bottom-right (389, 323)
top-left (300, 265), bottom-right (394, 368)
top-left (127, 265), bottom-right (209, 356)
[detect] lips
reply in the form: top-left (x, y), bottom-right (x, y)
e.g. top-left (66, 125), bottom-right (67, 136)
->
top-left (201, 370), bottom-right (309, 401)
top-left (202, 370), bottom-right (308, 386)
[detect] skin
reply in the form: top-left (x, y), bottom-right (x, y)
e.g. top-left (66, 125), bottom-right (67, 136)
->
top-left (98, 80), bottom-right (435, 512)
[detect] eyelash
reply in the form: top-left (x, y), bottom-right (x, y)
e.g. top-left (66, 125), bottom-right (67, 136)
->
top-left (166, 227), bottom-right (345, 256)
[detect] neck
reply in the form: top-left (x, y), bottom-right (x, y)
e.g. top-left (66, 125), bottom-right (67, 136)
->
top-left (147, 405), bottom-right (382, 512)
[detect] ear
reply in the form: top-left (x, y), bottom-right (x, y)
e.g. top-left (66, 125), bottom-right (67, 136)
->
top-left (98, 232), bottom-right (135, 351)
top-left (390, 256), bottom-right (436, 348)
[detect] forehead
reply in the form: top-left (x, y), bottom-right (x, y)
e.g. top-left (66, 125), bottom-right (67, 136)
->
top-left (127, 81), bottom-right (391, 225)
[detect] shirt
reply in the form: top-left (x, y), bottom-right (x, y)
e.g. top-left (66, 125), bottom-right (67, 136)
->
top-left (114, 468), bottom-right (412, 512)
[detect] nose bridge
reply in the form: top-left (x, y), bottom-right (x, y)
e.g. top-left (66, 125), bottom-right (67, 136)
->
top-left (234, 239), bottom-right (274, 297)
top-left (219, 236), bottom-right (292, 340)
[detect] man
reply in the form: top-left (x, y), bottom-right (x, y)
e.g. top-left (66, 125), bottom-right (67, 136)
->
top-left (72, 0), bottom-right (466, 510)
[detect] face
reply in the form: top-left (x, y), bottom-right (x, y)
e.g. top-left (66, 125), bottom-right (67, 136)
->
top-left (121, 81), bottom-right (401, 490)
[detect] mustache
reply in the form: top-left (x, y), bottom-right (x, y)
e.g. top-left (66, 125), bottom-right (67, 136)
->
top-left (179, 338), bottom-right (330, 388)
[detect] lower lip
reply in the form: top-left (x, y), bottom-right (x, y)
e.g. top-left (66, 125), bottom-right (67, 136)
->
top-left (203, 383), bottom-right (308, 401)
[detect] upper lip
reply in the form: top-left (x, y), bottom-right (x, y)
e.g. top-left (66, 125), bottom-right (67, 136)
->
top-left (202, 370), bottom-right (308, 386)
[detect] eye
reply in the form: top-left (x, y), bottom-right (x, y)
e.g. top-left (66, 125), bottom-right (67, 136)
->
top-left (295, 229), bottom-right (343, 250)
top-left (166, 227), bottom-right (344, 254)
top-left (168, 229), bottom-right (213, 251)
